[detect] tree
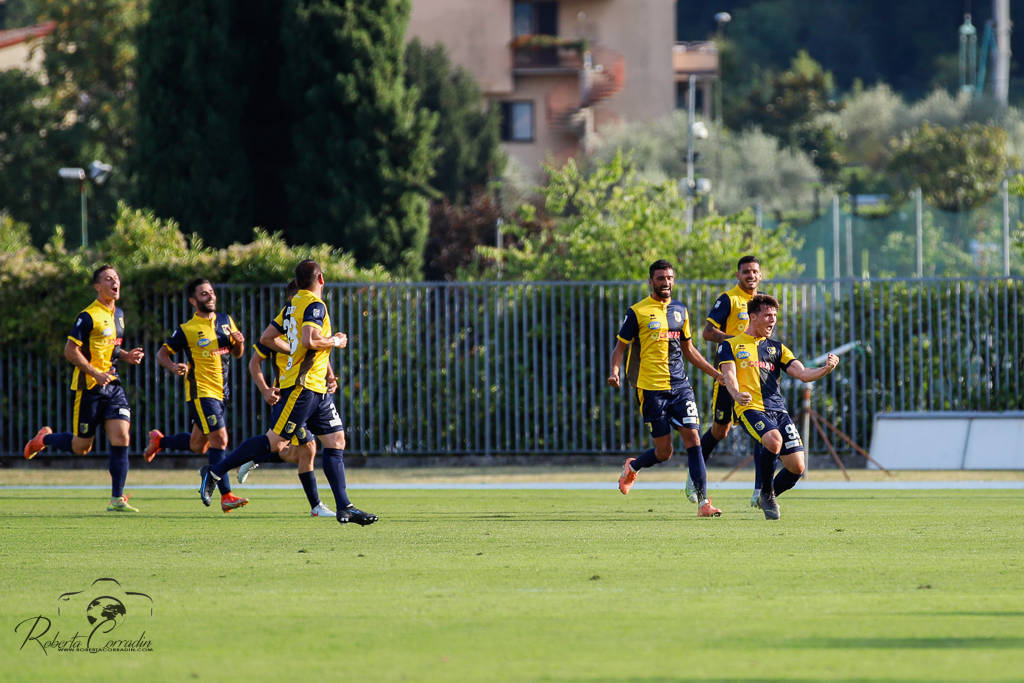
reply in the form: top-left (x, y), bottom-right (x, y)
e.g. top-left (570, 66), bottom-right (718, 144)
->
top-left (282, 0), bottom-right (436, 278)
top-left (474, 153), bottom-right (801, 281)
top-left (404, 39), bottom-right (504, 203)
top-left (887, 122), bottom-right (1012, 211)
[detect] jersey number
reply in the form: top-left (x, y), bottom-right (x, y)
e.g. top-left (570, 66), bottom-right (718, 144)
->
top-left (283, 306), bottom-right (298, 370)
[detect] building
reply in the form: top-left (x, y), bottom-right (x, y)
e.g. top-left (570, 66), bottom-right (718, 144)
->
top-left (0, 21), bottom-right (55, 73)
top-left (408, 0), bottom-right (715, 175)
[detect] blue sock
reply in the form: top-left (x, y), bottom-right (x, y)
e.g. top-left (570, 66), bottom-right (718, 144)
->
top-left (760, 448), bottom-right (779, 497)
top-left (630, 447), bottom-right (659, 471)
top-left (212, 435), bottom-right (270, 478)
top-left (43, 432), bottom-right (74, 452)
top-left (298, 470), bottom-right (321, 508)
top-left (108, 446), bottom-right (128, 498)
top-left (753, 444), bottom-right (765, 489)
top-left (700, 429), bottom-right (719, 460)
top-left (160, 432), bottom-right (192, 451)
top-left (774, 467), bottom-right (802, 496)
top-left (207, 448), bottom-right (231, 495)
top-left (252, 450), bottom-right (285, 464)
top-left (686, 445), bottom-right (708, 501)
top-left (322, 448), bottom-right (351, 510)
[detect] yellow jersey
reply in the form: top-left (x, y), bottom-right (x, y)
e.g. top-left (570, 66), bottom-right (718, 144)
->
top-left (615, 296), bottom-right (694, 391)
top-left (705, 285), bottom-right (755, 337)
top-left (163, 312), bottom-right (240, 401)
top-left (278, 289), bottom-right (332, 393)
top-left (67, 299), bottom-right (124, 391)
top-left (716, 333), bottom-right (797, 415)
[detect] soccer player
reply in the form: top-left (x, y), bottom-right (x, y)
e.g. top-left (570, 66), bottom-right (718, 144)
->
top-left (716, 294), bottom-right (839, 520)
top-left (198, 260), bottom-right (377, 526)
top-left (22, 265), bottom-right (145, 512)
top-left (690, 255), bottom-right (764, 506)
top-left (607, 259), bottom-right (724, 517)
top-left (141, 278), bottom-right (249, 513)
top-left (240, 281), bottom-right (337, 518)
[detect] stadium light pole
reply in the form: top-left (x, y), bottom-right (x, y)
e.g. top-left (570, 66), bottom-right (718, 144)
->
top-left (58, 160), bottom-right (113, 248)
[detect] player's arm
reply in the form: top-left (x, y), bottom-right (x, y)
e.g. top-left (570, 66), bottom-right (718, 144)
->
top-left (607, 339), bottom-right (628, 388)
top-left (259, 323), bottom-right (290, 353)
top-left (247, 346), bottom-right (280, 405)
top-left (227, 316), bottom-right (245, 358)
top-left (702, 321), bottom-right (731, 344)
top-left (117, 346), bottom-right (144, 364)
top-left (681, 338), bottom-right (723, 383)
top-left (702, 294), bottom-right (732, 343)
top-left (64, 339), bottom-right (116, 386)
top-left (785, 354), bottom-right (839, 383)
top-left (156, 346), bottom-right (187, 376)
top-left (326, 364), bottom-right (338, 393)
top-left (719, 362), bottom-right (752, 405)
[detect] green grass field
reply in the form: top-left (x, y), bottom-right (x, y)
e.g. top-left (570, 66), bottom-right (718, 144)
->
top-left (2, 477), bottom-right (1022, 681)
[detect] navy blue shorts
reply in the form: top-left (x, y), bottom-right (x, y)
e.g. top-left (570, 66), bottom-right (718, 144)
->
top-left (738, 409), bottom-right (804, 455)
top-left (271, 386), bottom-right (344, 440)
top-left (709, 381), bottom-right (737, 426)
top-left (188, 397), bottom-right (227, 434)
top-left (637, 384), bottom-right (700, 439)
top-left (71, 383), bottom-right (131, 438)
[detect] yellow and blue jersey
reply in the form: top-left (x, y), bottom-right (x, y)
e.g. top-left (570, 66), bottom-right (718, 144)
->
top-left (705, 285), bottom-right (755, 337)
top-left (616, 296), bottom-right (693, 391)
top-left (252, 339), bottom-right (290, 389)
top-left (715, 333), bottom-right (797, 415)
top-left (163, 312), bottom-right (239, 401)
top-left (67, 300), bottom-right (124, 391)
top-left (278, 289), bottom-right (332, 393)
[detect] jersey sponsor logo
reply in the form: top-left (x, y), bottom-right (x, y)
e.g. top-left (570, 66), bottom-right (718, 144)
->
top-left (648, 321), bottom-right (661, 329)
top-left (209, 347), bottom-right (229, 356)
top-left (738, 312), bottom-right (749, 320)
top-left (197, 337), bottom-right (211, 347)
top-left (741, 360), bottom-right (775, 370)
top-left (657, 330), bottom-right (681, 340)
top-left (737, 350), bottom-right (750, 359)
top-left (102, 327), bottom-right (114, 337)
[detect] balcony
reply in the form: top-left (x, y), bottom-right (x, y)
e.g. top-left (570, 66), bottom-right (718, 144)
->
top-left (512, 34), bottom-right (587, 74)
top-left (673, 41), bottom-right (718, 81)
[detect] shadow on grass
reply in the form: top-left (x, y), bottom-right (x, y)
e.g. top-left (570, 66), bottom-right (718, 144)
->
top-left (789, 636), bottom-right (1024, 649)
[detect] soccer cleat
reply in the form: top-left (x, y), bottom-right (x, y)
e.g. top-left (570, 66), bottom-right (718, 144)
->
top-left (760, 492), bottom-right (781, 520)
top-left (23, 426), bottom-right (52, 460)
top-left (618, 458), bottom-right (638, 495)
top-left (337, 505), bottom-right (378, 526)
top-left (310, 502), bottom-right (336, 518)
top-left (107, 495), bottom-right (139, 512)
top-left (143, 429), bottom-right (163, 462)
top-left (237, 460), bottom-right (259, 484)
top-left (198, 465), bottom-right (220, 507)
top-left (750, 488), bottom-right (762, 508)
top-left (221, 492), bottom-right (249, 513)
top-left (698, 498), bottom-right (722, 517)
top-left (683, 472), bottom-right (698, 503)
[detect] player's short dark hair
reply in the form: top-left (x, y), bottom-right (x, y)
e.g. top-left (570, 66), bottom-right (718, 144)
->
top-left (737, 255), bottom-right (760, 270)
top-left (649, 259), bottom-right (674, 279)
top-left (748, 293), bottom-right (779, 315)
top-left (295, 260), bottom-right (322, 289)
top-left (92, 264), bottom-right (116, 283)
top-left (186, 277), bottom-right (211, 300)
top-left (285, 279), bottom-right (299, 299)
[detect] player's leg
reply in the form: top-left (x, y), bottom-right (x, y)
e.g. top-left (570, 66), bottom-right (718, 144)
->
top-left (679, 423), bottom-right (721, 517)
top-left (739, 411), bottom-right (782, 520)
top-left (307, 397), bottom-right (375, 525)
top-left (773, 413), bottom-right (806, 497)
top-left (103, 409), bottom-right (137, 512)
top-left (293, 430), bottom-right (327, 514)
top-left (194, 399), bottom-right (241, 507)
top-left (618, 390), bottom-right (669, 495)
top-left (25, 389), bottom-right (90, 458)
top-left (699, 383), bottom-right (733, 459)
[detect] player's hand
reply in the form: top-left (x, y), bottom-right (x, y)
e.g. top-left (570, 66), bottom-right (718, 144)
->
top-left (326, 376), bottom-right (338, 393)
top-left (607, 371), bottom-right (621, 388)
top-left (715, 371), bottom-right (725, 385)
top-left (261, 387), bottom-right (281, 406)
top-left (230, 330), bottom-right (245, 346)
top-left (331, 332), bottom-right (348, 349)
top-left (172, 362), bottom-right (188, 376)
top-left (93, 370), bottom-right (116, 387)
top-left (734, 391), bottom-right (752, 405)
top-left (824, 353), bottom-right (840, 372)
top-left (125, 347), bottom-right (144, 365)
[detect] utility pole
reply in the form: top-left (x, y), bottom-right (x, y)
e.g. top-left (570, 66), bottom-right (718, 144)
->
top-left (994, 0), bottom-right (1011, 106)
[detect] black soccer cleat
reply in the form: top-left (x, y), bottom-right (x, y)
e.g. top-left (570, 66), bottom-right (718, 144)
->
top-left (760, 492), bottom-right (781, 520)
top-left (198, 465), bottom-right (219, 507)
top-left (337, 505), bottom-right (378, 526)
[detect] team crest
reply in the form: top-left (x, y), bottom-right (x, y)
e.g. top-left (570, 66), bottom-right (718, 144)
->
top-left (673, 311), bottom-right (682, 322)
top-left (221, 325), bottom-right (231, 336)
top-left (755, 421), bottom-right (765, 431)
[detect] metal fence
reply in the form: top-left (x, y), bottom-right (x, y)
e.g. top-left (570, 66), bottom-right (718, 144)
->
top-left (3, 278), bottom-right (1022, 462)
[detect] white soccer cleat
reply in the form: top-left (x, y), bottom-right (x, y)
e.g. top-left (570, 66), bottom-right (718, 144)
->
top-left (750, 488), bottom-right (762, 508)
top-left (237, 460), bottom-right (259, 484)
top-left (310, 503), bottom-right (336, 518)
top-left (683, 473), bottom-right (698, 503)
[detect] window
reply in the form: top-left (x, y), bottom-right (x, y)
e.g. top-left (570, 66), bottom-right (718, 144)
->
top-left (500, 101), bottom-right (534, 142)
top-left (513, 1), bottom-right (558, 36)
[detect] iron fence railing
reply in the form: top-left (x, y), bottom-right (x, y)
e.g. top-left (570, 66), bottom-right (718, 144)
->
top-left (2, 278), bottom-right (1021, 462)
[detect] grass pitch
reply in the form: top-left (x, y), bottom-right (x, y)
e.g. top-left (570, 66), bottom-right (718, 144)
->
top-left (2, 479), bottom-right (1022, 681)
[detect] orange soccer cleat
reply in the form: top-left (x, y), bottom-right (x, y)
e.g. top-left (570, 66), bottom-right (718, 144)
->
top-left (23, 426), bottom-right (52, 460)
top-left (221, 493), bottom-right (249, 513)
top-left (618, 458), bottom-right (638, 495)
top-left (698, 498), bottom-right (722, 517)
top-left (143, 429), bottom-right (164, 462)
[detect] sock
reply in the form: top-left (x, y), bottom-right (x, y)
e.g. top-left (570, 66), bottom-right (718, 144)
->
top-left (212, 435), bottom-right (270, 478)
top-left (252, 450), bottom-right (286, 464)
top-left (700, 429), bottom-right (720, 460)
top-left (753, 444), bottom-right (765, 489)
top-left (298, 470), bottom-right (321, 508)
top-left (774, 467), bottom-right (802, 496)
top-left (686, 445), bottom-right (708, 502)
top-left (159, 432), bottom-right (192, 451)
top-left (43, 432), bottom-right (74, 452)
top-left (108, 445), bottom-right (128, 498)
top-left (630, 448), bottom-right (659, 471)
top-left (322, 448), bottom-right (352, 510)
top-left (207, 448), bottom-right (231, 495)
top-left (760, 449), bottom-right (779, 498)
